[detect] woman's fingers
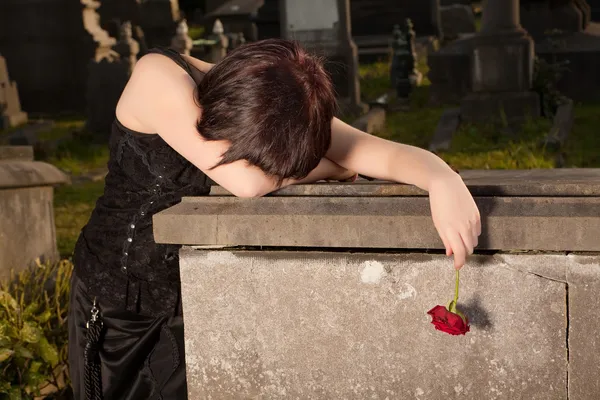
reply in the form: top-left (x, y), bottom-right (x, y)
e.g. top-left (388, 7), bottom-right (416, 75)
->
top-left (446, 230), bottom-right (467, 270)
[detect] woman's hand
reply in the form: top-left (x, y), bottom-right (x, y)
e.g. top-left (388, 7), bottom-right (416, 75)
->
top-left (428, 172), bottom-right (481, 270)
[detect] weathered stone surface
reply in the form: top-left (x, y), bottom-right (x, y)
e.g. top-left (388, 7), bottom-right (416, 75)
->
top-left (0, 161), bottom-right (69, 189)
top-left (440, 4), bottom-right (476, 39)
top-left (210, 169), bottom-right (600, 197)
top-left (180, 250), bottom-right (568, 399)
top-left (154, 194), bottom-right (600, 251)
top-left (0, 187), bottom-right (59, 278)
top-left (461, 90), bottom-right (541, 124)
top-left (568, 254), bottom-right (600, 400)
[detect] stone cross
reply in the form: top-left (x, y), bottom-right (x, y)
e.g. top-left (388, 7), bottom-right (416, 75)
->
top-left (0, 55), bottom-right (28, 130)
top-left (171, 19), bottom-right (194, 55)
top-left (390, 20), bottom-right (422, 99)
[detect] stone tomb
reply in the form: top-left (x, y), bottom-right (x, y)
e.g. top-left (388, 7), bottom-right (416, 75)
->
top-left (154, 169), bottom-right (600, 400)
top-left (0, 146), bottom-right (68, 278)
top-left (0, 54), bottom-right (27, 130)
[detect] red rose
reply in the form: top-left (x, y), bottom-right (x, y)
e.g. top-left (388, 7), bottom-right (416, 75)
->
top-left (427, 305), bottom-right (470, 336)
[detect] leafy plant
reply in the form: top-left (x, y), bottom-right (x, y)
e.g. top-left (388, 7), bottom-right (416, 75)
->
top-left (0, 260), bottom-right (73, 400)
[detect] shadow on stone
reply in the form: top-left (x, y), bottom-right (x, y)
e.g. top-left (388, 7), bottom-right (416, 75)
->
top-left (459, 294), bottom-right (493, 330)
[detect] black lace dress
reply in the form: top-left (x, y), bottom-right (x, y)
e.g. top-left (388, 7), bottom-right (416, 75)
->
top-left (68, 48), bottom-right (209, 400)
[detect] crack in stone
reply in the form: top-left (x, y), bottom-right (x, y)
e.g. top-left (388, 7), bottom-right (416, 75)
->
top-left (497, 262), bottom-right (568, 284)
top-left (566, 282), bottom-right (570, 400)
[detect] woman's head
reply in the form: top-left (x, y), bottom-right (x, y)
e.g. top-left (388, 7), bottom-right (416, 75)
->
top-left (196, 39), bottom-right (336, 182)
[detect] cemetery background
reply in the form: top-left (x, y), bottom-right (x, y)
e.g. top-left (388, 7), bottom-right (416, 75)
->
top-left (0, 0), bottom-right (600, 398)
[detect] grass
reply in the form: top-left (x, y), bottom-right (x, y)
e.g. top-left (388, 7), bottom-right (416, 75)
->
top-left (54, 180), bottom-right (105, 257)
top-left (357, 56), bottom-right (599, 170)
top-left (188, 25), bottom-right (205, 40)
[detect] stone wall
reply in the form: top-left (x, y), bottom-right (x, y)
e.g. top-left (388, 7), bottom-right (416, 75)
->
top-left (154, 169), bottom-right (600, 399)
top-left (0, 146), bottom-right (68, 279)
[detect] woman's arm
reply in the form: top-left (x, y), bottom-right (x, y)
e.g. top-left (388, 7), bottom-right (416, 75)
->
top-left (326, 117), bottom-right (481, 269)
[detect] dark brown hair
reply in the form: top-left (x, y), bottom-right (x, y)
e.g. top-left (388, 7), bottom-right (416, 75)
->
top-left (196, 39), bottom-right (337, 182)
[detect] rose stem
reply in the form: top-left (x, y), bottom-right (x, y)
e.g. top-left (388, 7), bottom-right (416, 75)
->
top-left (453, 269), bottom-right (460, 306)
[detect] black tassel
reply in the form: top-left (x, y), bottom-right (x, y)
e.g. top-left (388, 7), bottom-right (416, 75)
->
top-left (84, 298), bottom-right (104, 400)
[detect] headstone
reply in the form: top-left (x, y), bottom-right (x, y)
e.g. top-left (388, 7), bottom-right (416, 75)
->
top-left (86, 21), bottom-right (139, 138)
top-left (390, 21), bottom-right (423, 98)
top-left (350, 0), bottom-right (442, 38)
top-left (460, 0), bottom-right (541, 124)
top-left (0, 55), bottom-right (28, 130)
top-left (0, 0), bottom-right (115, 113)
top-left (280, 0), bottom-right (366, 115)
top-left (139, 0), bottom-right (181, 48)
top-left (171, 19), bottom-right (194, 55)
top-left (440, 4), bottom-right (476, 40)
top-left (208, 19), bottom-right (229, 63)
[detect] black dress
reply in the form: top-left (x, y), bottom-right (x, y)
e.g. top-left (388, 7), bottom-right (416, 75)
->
top-left (68, 48), bottom-right (210, 400)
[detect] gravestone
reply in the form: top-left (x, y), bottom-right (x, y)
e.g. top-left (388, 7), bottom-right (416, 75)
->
top-left (0, 146), bottom-right (68, 278)
top-left (0, 0), bottom-right (115, 113)
top-left (461, 0), bottom-right (540, 124)
top-left (139, 0), bottom-right (181, 48)
top-left (86, 22), bottom-right (139, 138)
top-left (171, 19), bottom-right (194, 55)
top-left (520, 0), bottom-right (600, 102)
top-left (0, 55), bottom-right (28, 130)
top-left (440, 4), bottom-right (476, 39)
top-left (280, 0), bottom-right (366, 115)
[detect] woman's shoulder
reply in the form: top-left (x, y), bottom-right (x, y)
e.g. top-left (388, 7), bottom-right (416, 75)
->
top-left (116, 53), bottom-right (197, 131)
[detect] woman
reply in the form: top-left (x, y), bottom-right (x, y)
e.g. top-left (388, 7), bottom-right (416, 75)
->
top-left (68, 40), bottom-right (480, 399)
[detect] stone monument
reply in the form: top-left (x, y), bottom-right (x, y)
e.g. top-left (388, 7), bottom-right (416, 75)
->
top-left (280, 0), bottom-right (367, 115)
top-left (390, 21), bottom-right (423, 99)
top-left (520, 0), bottom-right (600, 102)
top-left (460, 0), bottom-right (540, 124)
top-left (0, 55), bottom-right (28, 130)
top-left (171, 19), bottom-right (194, 55)
top-left (112, 21), bottom-right (140, 73)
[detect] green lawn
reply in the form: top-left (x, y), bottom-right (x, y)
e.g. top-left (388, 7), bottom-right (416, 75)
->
top-left (54, 181), bottom-right (105, 258)
top-left (358, 58), bottom-right (600, 170)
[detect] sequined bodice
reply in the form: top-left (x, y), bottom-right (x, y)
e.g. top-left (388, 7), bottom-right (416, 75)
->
top-left (73, 48), bottom-right (210, 314)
